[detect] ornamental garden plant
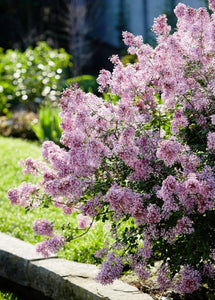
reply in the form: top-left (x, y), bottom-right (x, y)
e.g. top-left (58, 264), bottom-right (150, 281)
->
top-left (8, 1), bottom-right (215, 297)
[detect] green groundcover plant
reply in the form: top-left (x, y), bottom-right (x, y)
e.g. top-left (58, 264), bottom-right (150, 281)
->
top-left (8, 1), bottom-right (215, 296)
top-left (31, 105), bottom-right (62, 144)
top-left (0, 290), bottom-right (22, 300)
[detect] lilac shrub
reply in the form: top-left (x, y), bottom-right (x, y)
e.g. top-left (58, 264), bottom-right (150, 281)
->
top-left (8, 1), bottom-right (215, 295)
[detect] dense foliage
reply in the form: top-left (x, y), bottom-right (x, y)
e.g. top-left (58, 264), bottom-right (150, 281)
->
top-left (66, 75), bottom-right (98, 94)
top-left (8, 1), bottom-right (215, 296)
top-left (0, 42), bottom-right (71, 114)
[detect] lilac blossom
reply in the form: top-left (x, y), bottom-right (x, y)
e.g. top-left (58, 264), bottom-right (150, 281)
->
top-left (97, 69), bottom-right (111, 92)
top-left (174, 3), bottom-right (186, 18)
top-left (77, 214), bottom-right (92, 229)
top-left (132, 260), bottom-right (150, 281)
top-left (173, 216), bottom-right (194, 236)
top-left (94, 248), bottom-right (108, 259)
top-left (8, 182), bottom-right (38, 207)
top-left (171, 111), bottom-right (188, 134)
top-left (63, 206), bottom-right (73, 215)
top-left (207, 132), bottom-right (215, 150)
top-left (152, 14), bottom-right (171, 37)
top-left (47, 235), bottom-right (65, 253)
top-left (202, 263), bottom-right (215, 278)
top-left (157, 264), bottom-right (172, 291)
top-left (81, 193), bottom-right (103, 217)
top-left (36, 235), bottom-right (65, 257)
top-left (19, 157), bottom-right (41, 176)
top-left (185, 173), bottom-right (200, 194)
top-left (139, 238), bottom-right (153, 259)
top-left (95, 253), bottom-right (124, 285)
top-left (197, 196), bottom-right (214, 213)
top-left (209, 0), bottom-right (215, 12)
top-left (36, 239), bottom-right (49, 257)
top-left (104, 183), bottom-right (144, 220)
top-left (122, 31), bottom-right (143, 47)
top-left (211, 114), bottom-right (215, 125)
top-left (175, 265), bottom-right (202, 294)
top-left (146, 204), bottom-right (161, 224)
top-left (156, 139), bottom-right (182, 166)
top-left (33, 219), bottom-right (54, 236)
top-left (158, 175), bottom-right (177, 198)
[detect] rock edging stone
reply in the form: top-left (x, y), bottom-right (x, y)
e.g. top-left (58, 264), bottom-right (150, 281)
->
top-left (0, 232), bottom-right (153, 300)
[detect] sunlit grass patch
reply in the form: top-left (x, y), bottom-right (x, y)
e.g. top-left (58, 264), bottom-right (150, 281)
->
top-left (0, 136), bottom-right (106, 264)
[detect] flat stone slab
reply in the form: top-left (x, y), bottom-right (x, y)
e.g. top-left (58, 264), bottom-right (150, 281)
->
top-left (0, 232), bottom-right (56, 286)
top-left (0, 231), bottom-right (45, 260)
top-left (29, 258), bottom-right (99, 278)
top-left (0, 232), bottom-right (153, 300)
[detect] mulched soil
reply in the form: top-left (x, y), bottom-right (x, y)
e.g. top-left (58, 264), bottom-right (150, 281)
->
top-left (129, 280), bottom-right (214, 300)
top-left (120, 264), bottom-right (215, 300)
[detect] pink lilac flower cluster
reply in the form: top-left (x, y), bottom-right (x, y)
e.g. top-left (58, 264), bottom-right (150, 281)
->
top-left (81, 193), bottom-right (103, 217)
top-left (138, 238), bottom-right (153, 259)
top-left (202, 263), bottom-right (215, 278)
top-left (94, 247), bottom-right (108, 259)
top-left (33, 219), bottom-right (54, 236)
top-left (152, 14), bottom-right (171, 38)
top-left (104, 183), bottom-right (145, 219)
top-left (19, 157), bottom-right (41, 176)
top-left (207, 132), bottom-right (215, 150)
top-left (157, 264), bottom-right (172, 291)
top-left (209, 0), bottom-right (215, 11)
top-left (175, 265), bottom-right (202, 294)
top-left (171, 111), bottom-right (188, 134)
top-left (122, 31), bottom-right (143, 47)
top-left (8, 0), bottom-right (215, 295)
top-left (132, 259), bottom-right (151, 281)
top-left (156, 139), bottom-right (182, 167)
top-left (8, 182), bottom-right (38, 207)
top-left (95, 252), bottom-right (124, 284)
top-left (165, 216), bottom-right (194, 243)
top-left (36, 235), bottom-right (65, 257)
top-left (77, 214), bottom-right (92, 229)
top-left (211, 115), bottom-right (215, 125)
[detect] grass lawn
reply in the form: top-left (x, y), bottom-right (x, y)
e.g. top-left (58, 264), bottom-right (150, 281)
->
top-left (0, 136), bottom-right (107, 264)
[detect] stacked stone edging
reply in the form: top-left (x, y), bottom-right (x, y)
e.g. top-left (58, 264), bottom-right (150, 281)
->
top-left (0, 232), bottom-right (153, 300)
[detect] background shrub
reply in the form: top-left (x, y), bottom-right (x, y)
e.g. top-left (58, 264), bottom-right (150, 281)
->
top-left (66, 75), bottom-right (98, 94)
top-left (0, 111), bottom-right (37, 140)
top-left (0, 42), bottom-right (72, 114)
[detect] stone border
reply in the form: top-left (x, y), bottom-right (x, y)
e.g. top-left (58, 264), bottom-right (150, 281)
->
top-left (0, 232), bottom-right (153, 300)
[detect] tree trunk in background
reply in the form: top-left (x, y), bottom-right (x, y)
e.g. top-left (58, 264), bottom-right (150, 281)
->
top-left (65, 0), bottom-right (102, 76)
top-left (142, 0), bottom-right (148, 42)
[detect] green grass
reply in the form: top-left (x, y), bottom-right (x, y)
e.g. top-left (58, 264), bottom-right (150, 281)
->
top-left (0, 136), bottom-right (107, 264)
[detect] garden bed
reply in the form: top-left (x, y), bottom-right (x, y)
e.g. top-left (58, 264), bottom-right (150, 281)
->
top-left (1, 231), bottom-right (213, 300)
